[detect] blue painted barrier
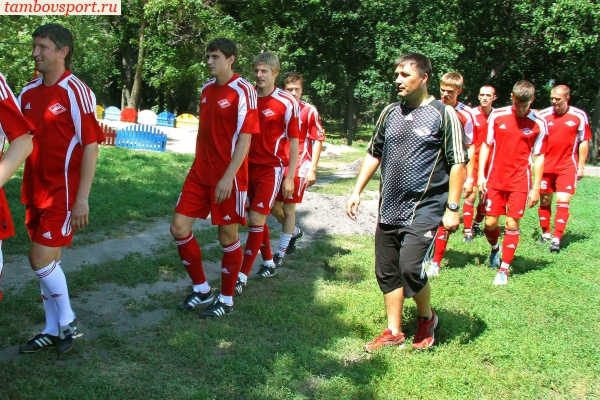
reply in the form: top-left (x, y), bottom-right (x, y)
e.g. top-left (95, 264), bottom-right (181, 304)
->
top-left (115, 125), bottom-right (167, 152)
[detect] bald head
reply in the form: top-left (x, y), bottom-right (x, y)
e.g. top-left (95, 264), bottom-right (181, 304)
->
top-left (551, 85), bottom-right (571, 114)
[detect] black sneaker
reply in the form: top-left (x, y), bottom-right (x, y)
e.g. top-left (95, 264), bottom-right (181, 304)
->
top-left (273, 254), bottom-right (284, 267)
top-left (19, 333), bottom-right (59, 353)
top-left (257, 264), bottom-right (277, 278)
top-left (56, 318), bottom-right (78, 355)
top-left (234, 278), bottom-right (246, 296)
top-left (549, 241), bottom-right (561, 253)
top-left (463, 234), bottom-right (473, 243)
top-left (178, 289), bottom-right (215, 310)
top-left (472, 224), bottom-right (484, 236)
top-left (286, 229), bottom-right (305, 254)
top-left (199, 299), bottom-right (233, 318)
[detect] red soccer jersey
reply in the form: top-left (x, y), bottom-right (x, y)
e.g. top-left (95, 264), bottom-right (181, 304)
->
top-left (293, 100), bottom-right (325, 178)
top-left (486, 106), bottom-right (547, 193)
top-left (471, 106), bottom-right (494, 169)
top-left (455, 102), bottom-right (476, 145)
top-left (0, 72), bottom-right (34, 147)
top-left (189, 74), bottom-right (259, 191)
top-left (249, 87), bottom-right (300, 167)
top-left (19, 70), bottom-right (104, 209)
top-left (538, 106), bottom-right (592, 174)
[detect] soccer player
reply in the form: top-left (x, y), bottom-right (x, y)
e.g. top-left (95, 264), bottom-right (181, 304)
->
top-left (18, 24), bottom-right (105, 354)
top-left (427, 72), bottom-right (475, 276)
top-left (170, 38), bottom-right (259, 318)
top-left (346, 53), bottom-right (467, 350)
top-left (258, 72), bottom-right (325, 269)
top-left (0, 72), bottom-right (35, 301)
top-left (234, 53), bottom-right (299, 293)
top-left (478, 80), bottom-right (547, 286)
top-left (537, 85), bottom-right (591, 253)
top-left (470, 85), bottom-right (498, 235)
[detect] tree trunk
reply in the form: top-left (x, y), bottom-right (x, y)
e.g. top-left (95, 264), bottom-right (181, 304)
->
top-left (127, 17), bottom-right (147, 110)
top-left (589, 87), bottom-right (600, 165)
top-left (346, 82), bottom-right (356, 145)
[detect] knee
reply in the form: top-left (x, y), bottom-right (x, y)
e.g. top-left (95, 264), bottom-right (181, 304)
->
top-left (505, 219), bottom-right (519, 231)
top-left (282, 204), bottom-right (295, 218)
top-left (248, 211), bottom-right (266, 227)
top-left (170, 221), bottom-right (190, 239)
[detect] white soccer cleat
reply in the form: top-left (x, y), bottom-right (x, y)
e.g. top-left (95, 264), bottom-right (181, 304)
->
top-left (426, 262), bottom-right (440, 277)
top-left (493, 269), bottom-right (508, 286)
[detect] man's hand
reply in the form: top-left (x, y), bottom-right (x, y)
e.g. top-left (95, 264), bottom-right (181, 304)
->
top-left (282, 175), bottom-right (294, 199)
top-left (577, 166), bottom-right (585, 180)
top-left (528, 188), bottom-right (540, 208)
top-left (306, 168), bottom-right (317, 187)
top-left (463, 179), bottom-right (474, 198)
top-left (71, 198), bottom-right (89, 230)
top-left (442, 209), bottom-right (460, 232)
top-left (346, 193), bottom-right (361, 221)
top-left (215, 175), bottom-right (233, 204)
top-left (478, 174), bottom-right (487, 194)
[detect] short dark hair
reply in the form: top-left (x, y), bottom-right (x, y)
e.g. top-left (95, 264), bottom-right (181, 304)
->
top-left (281, 72), bottom-right (304, 88)
top-left (206, 38), bottom-right (238, 66)
top-left (512, 80), bottom-right (535, 102)
top-left (480, 85), bottom-right (497, 95)
top-left (32, 23), bottom-right (74, 70)
top-left (394, 52), bottom-right (432, 81)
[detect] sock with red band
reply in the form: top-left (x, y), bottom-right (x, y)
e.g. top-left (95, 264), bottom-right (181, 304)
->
top-left (538, 204), bottom-right (552, 234)
top-left (175, 232), bottom-right (207, 285)
top-left (463, 200), bottom-right (474, 233)
top-left (553, 202), bottom-right (570, 240)
top-left (240, 225), bottom-right (264, 276)
top-left (484, 226), bottom-right (500, 247)
top-left (475, 203), bottom-right (486, 224)
top-left (432, 226), bottom-right (448, 264)
top-left (501, 230), bottom-right (520, 265)
top-left (221, 240), bottom-right (242, 297)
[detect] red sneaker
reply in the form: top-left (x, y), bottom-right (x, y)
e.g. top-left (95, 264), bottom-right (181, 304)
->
top-left (364, 328), bottom-right (405, 352)
top-left (412, 309), bottom-right (439, 349)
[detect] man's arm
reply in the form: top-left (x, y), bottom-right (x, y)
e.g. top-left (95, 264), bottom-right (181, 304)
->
top-left (215, 133), bottom-right (252, 204)
top-left (528, 154), bottom-right (544, 208)
top-left (282, 138), bottom-right (299, 198)
top-left (577, 140), bottom-right (589, 179)
top-left (464, 144), bottom-right (475, 196)
top-left (71, 142), bottom-right (99, 230)
top-left (0, 134), bottom-right (33, 188)
top-left (346, 153), bottom-right (380, 220)
top-left (478, 143), bottom-right (491, 193)
top-left (306, 140), bottom-right (324, 187)
top-left (443, 163), bottom-right (465, 231)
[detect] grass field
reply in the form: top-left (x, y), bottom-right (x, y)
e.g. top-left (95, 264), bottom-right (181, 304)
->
top-left (0, 145), bottom-right (598, 399)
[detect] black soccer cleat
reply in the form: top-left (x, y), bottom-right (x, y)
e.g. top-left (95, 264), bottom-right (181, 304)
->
top-left (257, 264), bottom-right (278, 278)
top-left (199, 299), bottom-right (233, 318)
top-left (178, 289), bottom-right (215, 310)
top-left (549, 241), bottom-right (561, 253)
top-left (286, 229), bottom-right (305, 255)
top-left (19, 333), bottom-right (58, 354)
top-left (56, 318), bottom-right (78, 355)
top-left (234, 278), bottom-right (246, 296)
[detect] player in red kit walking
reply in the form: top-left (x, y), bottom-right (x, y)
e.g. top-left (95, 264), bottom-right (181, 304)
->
top-left (0, 72), bottom-right (34, 301)
top-left (537, 85), bottom-right (591, 253)
top-left (170, 38), bottom-right (259, 317)
top-left (234, 53), bottom-right (299, 293)
top-left (478, 81), bottom-right (547, 286)
top-left (18, 24), bottom-right (105, 354)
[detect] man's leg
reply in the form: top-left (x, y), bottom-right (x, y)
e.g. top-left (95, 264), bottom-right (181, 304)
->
top-left (551, 192), bottom-right (572, 252)
top-left (238, 210), bottom-right (267, 288)
top-left (428, 226), bottom-right (448, 275)
top-left (484, 215), bottom-right (502, 268)
top-left (493, 217), bottom-right (521, 286)
top-left (463, 188), bottom-right (478, 241)
top-left (274, 202), bottom-right (297, 260)
top-left (474, 191), bottom-right (487, 235)
top-left (539, 193), bottom-right (554, 242)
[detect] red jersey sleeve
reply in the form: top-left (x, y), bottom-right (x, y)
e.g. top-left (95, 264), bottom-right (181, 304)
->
top-left (306, 104), bottom-right (325, 141)
top-left (286, 97), bottom-right (301, 140)
top-left (66, 76), bottom-right (104, 146)
top-left (0, 73), bottom-right (34, 142)
top-left (533, 117), bottom-right (548, 156)
top-left (236, 80), bottom-right (260, 135)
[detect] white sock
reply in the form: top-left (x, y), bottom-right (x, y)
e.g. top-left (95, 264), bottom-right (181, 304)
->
top-left (263, 259), bottom-right (276, 267)
top-left (193, 282), bottom-right (210, 293)
top-left (492, 244), bottom-right (500, 251)
top-left (40, 281), bottom-right (60, 336)
top-left (238, 272), bottom-right (248, 284)
top-left (551, 237), bottom-right (560, 244)
top-left (500, 262), bottom-right (510, 270)
top-left (35, 261), bottom-right (75, 326)
top-left (219, 294), bottom-right (233, 306)
top-left (277, 233), bottom-right (292, 257)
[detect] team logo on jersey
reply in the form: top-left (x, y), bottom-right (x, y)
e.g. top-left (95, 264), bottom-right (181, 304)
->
top-left (48, 103), bottom-right (67, 115)
top-left (424, 231), bottom-right (433, 238)
top-left (223, 215), bottom-right (231, 221)
top-left (499, 124), bottom-right (507, 129)
top-left (521, 127), bottom-right (533, 135)
top-left (218, 99), bottom-right (231, 108)
top-left (42, 231), bottom-right (53, 240)
top-left (262, 109), bottom-right (275, 117)
top-left (25, 102), bottom-right (31, 110)
top-left (548, 121), bottom-right (554, 126)
top-left (257, 202), bottom-right (264, 208)
top-left (565, 120), bottom-right (577, 127)
top-left (202, 97), bottom-right (207, 103)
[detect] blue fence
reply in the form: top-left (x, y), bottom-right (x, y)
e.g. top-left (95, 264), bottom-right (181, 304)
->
top-left (115, 125), bottom-right (167, 152)
top-left (157, 111), bottom-right (176, 127)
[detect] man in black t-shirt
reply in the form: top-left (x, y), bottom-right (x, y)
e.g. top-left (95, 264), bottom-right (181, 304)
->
top-left (346, 53), bottom-right (468, 351)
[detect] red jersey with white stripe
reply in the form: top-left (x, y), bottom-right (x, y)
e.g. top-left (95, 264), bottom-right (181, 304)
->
top-left (0, 72), bottom-right (34, 146)
top-left (293, 100), bottom-right (325, 178)
top-left (486, 106), bottom-right (547, 193)
top-left (249, 87), bottom-right (300, 167)
top-left (538, 106), bottom-right (592, 174)
top-left (471, 106), bottom-right (493, 170)
top-left (18, 70), bottom-right (104, 209)
top-left (455, 102), bottom-right (476, 145)
top-left (189, 74), bottom-right (259, 191)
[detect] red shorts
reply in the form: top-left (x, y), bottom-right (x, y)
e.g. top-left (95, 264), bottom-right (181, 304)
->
top-left (175, 177), bottom-right (246, 226)
top-left (276, 175), bottom-right (309, 204)
top-left (0, 189), bottom-right (15, 241)
top-left (25, 206), bottom-right (74, 247)
top-left (485, 189), bottom-right (528, 219)
top-left (247, 163), bottom-right (283, 215)
top-left (540, 172), bottom-right (577, 194)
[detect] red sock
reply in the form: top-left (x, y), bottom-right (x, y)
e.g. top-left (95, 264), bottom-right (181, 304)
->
top-left (554, 202), bottom-right (570, 240)
top-left (175, 233), bottom-right (206, 285)
top-left (484, 226), bottom-right (500, 247)
top-left (432, 226), bottom-right (448, 264)
top-left (260, 223), bottom-right (273, 261)
top-left (501, 230), bottom-right (520, 265)
top-left (475, 203), bottom-right (486, 224)
top-left (240, 226), bottom-right (264, 276)
top-left (221, 240), bottom-right (242, 297)
top-left (538, 204), bottom-right (552, 234)
top-left (463, 200), bottom-right (474, 232)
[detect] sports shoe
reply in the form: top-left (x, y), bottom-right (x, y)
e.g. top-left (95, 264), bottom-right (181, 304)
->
top-left (56, 318), bottom-right (78, 355)
top-left (463, 234), bottom-right (473, 243)
top-left (364, 328), bottom-right (405, 352)
top-left (19, 333), bottom-right (58, 353)
top-left (177, 289), bottom-right (215, 310)
top-left (472, 223), bottom-right (484, 236)
top-left (413, 309), bottom-right (439, 349)
top-left (257, 264), bottom-right (277, 278)
top-left (493, 268), bottom-right (508, 285)
top-left (234, 277), bottom-right (246, 296)
top-left (426, 262), bottom-right (440, 277)
top-left (549, 240), bottom-right (560, 253)
top-left (286, 229), bottom-right (305, 255)
top-left (199, 299), bottom-right (233, 318)
top-left (489, 249), bottom-right (501, 269)
top-left (540, 234), bottom-right (553, 244)
top-left (273, 253), bottom-right (284, 267)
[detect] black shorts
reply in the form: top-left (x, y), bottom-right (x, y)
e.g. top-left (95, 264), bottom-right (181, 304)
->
top-left (374, 223), bottom-right (437, 298)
